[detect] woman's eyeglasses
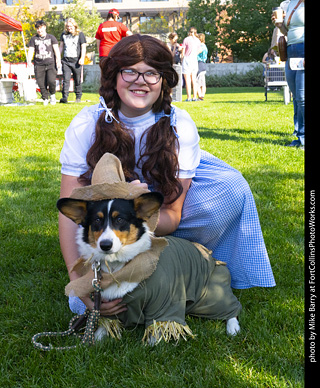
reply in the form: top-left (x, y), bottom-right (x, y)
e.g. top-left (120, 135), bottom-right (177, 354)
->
top-left (119, 69), bottom-right (163, 85)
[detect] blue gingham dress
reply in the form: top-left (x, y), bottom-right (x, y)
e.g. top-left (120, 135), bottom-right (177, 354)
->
top-left (62, 103), bottom-right (276, 314)
top-left (154, 108), bottom-right (276, 289)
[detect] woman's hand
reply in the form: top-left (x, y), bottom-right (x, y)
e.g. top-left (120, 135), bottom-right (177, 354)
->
top-left (129, 179), bottom-right (149, 190)
top-left (80, 295), bottom-right (127, 316)
top-left (271, 12), bottom-right (288, 34)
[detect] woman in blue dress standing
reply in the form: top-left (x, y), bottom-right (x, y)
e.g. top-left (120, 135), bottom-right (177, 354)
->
top-left (59, 34), bottom-right (276, 315)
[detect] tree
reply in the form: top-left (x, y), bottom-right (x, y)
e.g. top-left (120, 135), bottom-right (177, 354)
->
top-left (43, 0), bottom-right (103, 52)
top-left (2, 0), bottom-right (103, 62)
top-left (61, 0), bottom-right (103, 42)
top-left (177, 0), bottom-right (225, 62)
top-left (222, 0), bottom-right (280, 62)
top-left (1, 1), bottom-right (44, 63)
top-left (138, 15), bottom-right (170, 41)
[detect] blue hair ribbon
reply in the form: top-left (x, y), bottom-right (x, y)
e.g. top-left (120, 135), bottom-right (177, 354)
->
top-left (155, 106), bottom-right (179, 138)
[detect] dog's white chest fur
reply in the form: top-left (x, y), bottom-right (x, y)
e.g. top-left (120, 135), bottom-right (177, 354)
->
top-left (77, 225), bottom-right (151, 300)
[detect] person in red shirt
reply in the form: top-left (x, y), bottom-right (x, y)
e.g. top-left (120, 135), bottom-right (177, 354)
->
top-left (95, 9), bottom-right (132, 58)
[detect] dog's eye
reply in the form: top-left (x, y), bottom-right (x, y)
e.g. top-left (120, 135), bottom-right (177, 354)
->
top-left (93, 217), bottom-right (102, 227)
top-left (114, 216), bottom-right (125, 226)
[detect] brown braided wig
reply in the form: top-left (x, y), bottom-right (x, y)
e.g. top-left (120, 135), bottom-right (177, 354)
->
top-left (81, 34), bottom-right (181, 203)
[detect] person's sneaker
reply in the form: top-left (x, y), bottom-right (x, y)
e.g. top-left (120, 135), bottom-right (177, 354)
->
top-left (60, 98), bottom-right (68, 103)
top-left (50, 95), bottom-right (56, 105)
top-left (43, 99), bottom-right (49, 106)
top-left (75, 98), bottom-right (81, 103)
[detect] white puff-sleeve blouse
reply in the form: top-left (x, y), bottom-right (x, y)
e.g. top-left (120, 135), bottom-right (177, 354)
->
top-left (60, 104), bottom-right (201, 180)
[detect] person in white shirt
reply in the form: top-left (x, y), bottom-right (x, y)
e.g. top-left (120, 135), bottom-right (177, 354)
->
top-left (181, 27), bottom-right (201, 101)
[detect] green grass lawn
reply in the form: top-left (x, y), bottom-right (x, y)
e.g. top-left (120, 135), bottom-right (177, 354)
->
top-left (0, 88), bottom-right (304, 387)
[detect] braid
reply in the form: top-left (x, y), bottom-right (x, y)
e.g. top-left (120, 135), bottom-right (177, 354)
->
top-left (139, 91), bottom-right (182, 203)
top-left (80, 35), bottom-right (181, 202)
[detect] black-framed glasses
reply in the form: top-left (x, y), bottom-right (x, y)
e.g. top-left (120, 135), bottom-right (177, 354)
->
top-left (119, 69), bottom-right (163, 85)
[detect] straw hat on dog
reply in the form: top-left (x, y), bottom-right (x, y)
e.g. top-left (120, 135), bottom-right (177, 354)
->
top-left (69, 152), bottom-right (159, 232)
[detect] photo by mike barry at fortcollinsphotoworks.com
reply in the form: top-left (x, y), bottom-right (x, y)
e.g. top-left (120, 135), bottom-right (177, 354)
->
top-left (306, 189), bottom-right (317, 378)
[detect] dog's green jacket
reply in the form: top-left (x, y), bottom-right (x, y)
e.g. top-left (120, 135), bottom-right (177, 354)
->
top-left (114, 236), bottom-right (241, 328)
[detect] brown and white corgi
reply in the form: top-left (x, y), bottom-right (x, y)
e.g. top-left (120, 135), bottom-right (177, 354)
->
top-left (57, 192), bottom-right (240, 344)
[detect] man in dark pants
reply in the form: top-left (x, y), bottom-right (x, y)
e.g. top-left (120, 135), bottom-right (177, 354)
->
top-left (59, 18), bottom-right (87, 103)
top-left (27, 20), bottom-right (61, 106)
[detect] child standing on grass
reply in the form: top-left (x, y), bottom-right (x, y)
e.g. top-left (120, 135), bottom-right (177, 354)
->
top-left (59, 34), bottom-right (276, 315)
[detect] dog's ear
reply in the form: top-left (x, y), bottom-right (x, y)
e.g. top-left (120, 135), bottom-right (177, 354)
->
top-left (57, 198), bottom-right (88, 225)
top-left (133, 192), bottom-right (164, 220)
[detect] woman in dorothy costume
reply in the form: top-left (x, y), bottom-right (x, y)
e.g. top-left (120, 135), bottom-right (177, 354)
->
top-left (59, 34), bottom-right (276, 315)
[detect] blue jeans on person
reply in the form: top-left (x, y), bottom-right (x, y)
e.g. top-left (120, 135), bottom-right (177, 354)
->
top-left (285, 43), bottom-right (305, 146)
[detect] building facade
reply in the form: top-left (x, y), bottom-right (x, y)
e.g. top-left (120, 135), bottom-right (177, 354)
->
top-left (1, 0), bottom-right (191, 33)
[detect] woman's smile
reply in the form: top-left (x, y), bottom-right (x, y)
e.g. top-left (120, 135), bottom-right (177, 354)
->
top-left (116, 61), bottom-right (162, 117)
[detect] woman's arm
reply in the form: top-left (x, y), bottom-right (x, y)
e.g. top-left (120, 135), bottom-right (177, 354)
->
top-left (59, 174), bottom-right (84, 281)
top-left (155, 178), bottom-right (192, 236)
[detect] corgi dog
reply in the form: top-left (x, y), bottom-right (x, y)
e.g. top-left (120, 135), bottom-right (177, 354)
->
top-left (57, 192), bottom-right (240, 344)
top-left (57, 192), bottom-right (163, 300)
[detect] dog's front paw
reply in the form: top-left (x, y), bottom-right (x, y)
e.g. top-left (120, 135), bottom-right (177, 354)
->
top-left (147, 334), bottom-right (158, 347)
top-left (95, 326), bottom-right (108, 342)
top-left (226, 317), bottom-right (240, 336)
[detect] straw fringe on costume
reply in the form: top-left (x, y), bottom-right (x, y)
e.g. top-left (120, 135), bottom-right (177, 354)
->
top-left (142, 320), bottom-right (196, 345)
top-left (99, 318), bottom-right (123, 340)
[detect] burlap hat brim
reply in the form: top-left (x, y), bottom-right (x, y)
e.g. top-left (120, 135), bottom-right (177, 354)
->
top-left (68, 153), bottom-right (160, 232)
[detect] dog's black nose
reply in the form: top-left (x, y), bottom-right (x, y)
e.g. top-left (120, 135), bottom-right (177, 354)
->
top-left (100, 239), bottom-right (113, 251)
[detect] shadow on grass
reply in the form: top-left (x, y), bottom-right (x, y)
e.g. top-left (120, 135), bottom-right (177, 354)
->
top-left (198, 126), bottom-right (294, 146)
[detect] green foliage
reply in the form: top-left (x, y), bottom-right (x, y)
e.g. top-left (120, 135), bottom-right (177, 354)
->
top-left (1, 0), bottom-right (103, 63)
top-left (1, 1), bottom-right (44, 63)
top-left (41, 7), bottom-right (64, 42)
top-left (61, 0), bottom-right (103, 41)
top-left (138, 15), bottom-right (170, 41)
top-left (222, 0), bottom-right (280, 62)
top-left (206, 65), bottom-right (264, 87)
top-left (177, 0), bottom-right (224, 60)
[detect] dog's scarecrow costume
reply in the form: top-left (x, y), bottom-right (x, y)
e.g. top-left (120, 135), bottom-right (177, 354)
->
top-left (65, 153), bottom-right (242, 344)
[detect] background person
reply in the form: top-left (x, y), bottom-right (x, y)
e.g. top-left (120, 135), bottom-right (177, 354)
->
top-left (272, 0), bottom-right (305, 148)
top-left (58, 34), bottom-right (275, 315)
top-left (27, 20), bottom-right (61, 106)
top-left (196, 33), bottom-right (208, 101)
top-left (167, 32), bottom-right (182, 65)
top-left (181, 27), bottom-right (201, 102)
top-left (59, 18), bottom-right (86, 104)
top-left (262, 48), bottom-right (276, 64)
top-left (95, 8), bottom-right (132, 58)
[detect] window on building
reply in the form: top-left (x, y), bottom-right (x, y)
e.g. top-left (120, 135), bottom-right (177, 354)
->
top-left (5, 0), bottom-right (20, 5)
top-left (50, 0), bottom-right (73, 4)
top-left (95, 0), bottom-right (122, 3)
